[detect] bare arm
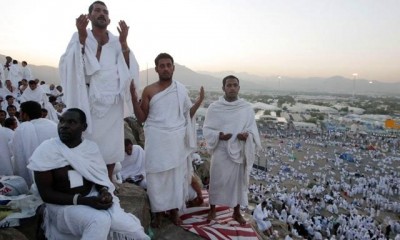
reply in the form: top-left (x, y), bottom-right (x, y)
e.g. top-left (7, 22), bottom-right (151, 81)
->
top-left (117, 20), bottom-right (130, 67)
top-left (34, 171), bottom-right (112, 210)
top-left (190, 86), bottom-right (204, 118)
top-left (130, 82), bottom-right (149, 123)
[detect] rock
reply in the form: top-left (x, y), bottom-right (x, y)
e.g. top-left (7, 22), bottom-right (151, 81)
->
top-left (116, 182), bottom-right (151, 230)
top-left (0, 228), bottom-right (29, 240)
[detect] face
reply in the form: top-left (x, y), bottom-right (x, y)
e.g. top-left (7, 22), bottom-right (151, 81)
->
top-left (6, 97), bottom-right (14, 104)
top-left (29, 82), bottom-right (38, 90)
top-left (223, 78), bottom-right (240, 102)
top-left (125, 143), bottom-right (133, 155)
top-left (9, 120), bottom-right (17, 130)
top-left (0, 111), bottom-right (6, 121)
top-left (89, 3), bottom-right (110, 29)
top-left (7, 107), bottom-right (16, 117)
top-left (155, 58), bottom-right (175, 81)
top-left (5, 80), bottom-right (11, 87)
top-left (58, 111), bottom-right (87, 145)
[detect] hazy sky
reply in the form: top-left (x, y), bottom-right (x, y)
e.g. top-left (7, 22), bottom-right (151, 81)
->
top-left (1, 0), bottom-right (399, 82)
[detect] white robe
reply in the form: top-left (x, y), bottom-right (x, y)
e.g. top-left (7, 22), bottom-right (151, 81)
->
top-left (0, 126), bottom-right (14, 176)
top-left (203, 96), bottom-right (261, 207)
top-left (144, 80), bottom-right (196, 212)
top-left (8, 64), bottom-right (22, 87)
top-left (59, 29), bottom-right (139, 164)
top-left (21, 66), bottom-right (33, 80)
top-left (253, 203), bottom-right (272, 231)
top-left (120, 145), bottom-right (147, 188)
top-left (28, 138), bottom-right (148, 240)
top-left (12, 118), bottom-right (57, 186)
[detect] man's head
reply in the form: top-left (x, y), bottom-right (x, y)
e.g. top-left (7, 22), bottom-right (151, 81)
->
top-left (5, 95), bottom-right (15, 105)
top-left (20, 101), bottom-right (41, 121)
top-left (58, 108), bottom-right (88, 147)
top-left (155, 53), bottom-right (175, 82)
top-left (222, 75), bottom-right (240, 102)
top-left (6, 105), bottom-right (17, 118)
top-left (56, 85), bottom-right (63, 92)
top-left (5, 56), bottom-right (12, 63)
top-left (22, 61), bottom-right (27, 67)
top-left (4, 117), bottom-right (17, 130)
top-left (49, 84), bottom-right (55, 90)
top-left (88, 1), bottom-right (110, 29)
top-left (41, 108), bottom-right (48, 118)
top-left (125, 138), bottom-right (133, 155)
top-left (28, 80), bottom-right (38, 90)
top-left (12, 60), bottom-right (18, 65)
top-left (261, 200), bottom-right (267, 209)
top-left (0, 110), bottom-right (6, 124)
top-left (5, 80), bottom-right (12, 87)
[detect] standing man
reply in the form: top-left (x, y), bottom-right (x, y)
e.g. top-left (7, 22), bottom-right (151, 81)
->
top-left (130, 53), bottom-right (204, 227)
top-left (59, 1), bottom-right (140, 180)
top-left (21, 61), bottom-right (33, 81)
top-left (8, 60), bottom-right (22, 88)
top-left (28, 108), bottom-right (149, 240)
top-left (203, 75), bottom-right (261, 225)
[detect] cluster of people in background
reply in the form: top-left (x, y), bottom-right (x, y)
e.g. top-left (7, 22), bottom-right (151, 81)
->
top-left (1, 1), bottom-right (261, 239)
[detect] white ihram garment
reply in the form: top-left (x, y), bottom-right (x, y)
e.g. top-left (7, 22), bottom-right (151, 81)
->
top-left (144, 81), bottom-right (196, 212)
top-left (28, 138), bottom-right (149, 240)
top-left (203, 97), bottom-right (261, 207)
top-left (0, 126), bottom-right (14, 176)
top-left (59, 29), bottom-right (139, 164)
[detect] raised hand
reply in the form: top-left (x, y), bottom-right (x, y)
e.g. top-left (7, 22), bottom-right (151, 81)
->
top-left (76, 14), bottom-right (89, 45)
top-left (117, 20), bottom-right (129, 45)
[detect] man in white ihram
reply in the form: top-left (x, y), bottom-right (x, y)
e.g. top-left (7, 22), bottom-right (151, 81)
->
top-left (28, 108), bottom-right (149, 240)
top-left (203, 75), bottom-right (261, 225)
top-left (59, 1), bottom-right (140, 179)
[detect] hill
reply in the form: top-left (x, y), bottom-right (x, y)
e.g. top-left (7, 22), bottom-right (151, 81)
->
top-left (1, 53), bottom-right (399, 95)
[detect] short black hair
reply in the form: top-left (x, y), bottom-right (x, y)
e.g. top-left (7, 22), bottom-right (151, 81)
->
top-left (6, 105), bottom-right (16, 111)
top-left (66, 108), bottom-right (87, 124)
top-left (5, 95), bottom-right (14, 100)
top-left (89, 1), bottom-right (106, 14)
top-left (4, 118), bottom-right (16, 128)
top-left (125, 138), bottom-right (133, 146)
top-left (41, 108), bottom-right (48, 113)
top-left (155, 53), bottom-right (174, 67)
top-left (20, 101), bottom-right (42, 119)
top-left (222, 75), bottom-right (239, 87)
top-left (0, 110), bottom-right (6, 115)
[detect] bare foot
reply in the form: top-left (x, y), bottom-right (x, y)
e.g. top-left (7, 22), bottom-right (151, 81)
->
top-left (169, 209), bottom-right (182, 225)
top-left (207, 210), bottom-right (216, 222)
top-left (233, 213), bottom-right (246, 226)
top-left (151, 213), bottom-right (162, 228)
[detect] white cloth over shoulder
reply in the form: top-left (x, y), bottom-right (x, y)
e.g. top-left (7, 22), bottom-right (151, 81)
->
top-left (12, 119), bottom-right (57, 186)
top-left (253, 203), bottom-right (272, 231)
top-left (59, 29), bottom-right (140, 134)
top-left (28, 138), bottom-right (148, 240)
top-left (144, 80), bottom-right (196, 212)
top-left (203, 96), bottom-right (261, 186)
top-left (120, 145), bottom-right (146, 180)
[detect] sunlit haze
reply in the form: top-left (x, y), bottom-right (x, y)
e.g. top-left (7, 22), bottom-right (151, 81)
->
top-left (1, 0), bottom-right (399, 82)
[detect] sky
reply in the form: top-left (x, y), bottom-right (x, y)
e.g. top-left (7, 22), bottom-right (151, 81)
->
top-left (1, 0), bottom-right (399, 82)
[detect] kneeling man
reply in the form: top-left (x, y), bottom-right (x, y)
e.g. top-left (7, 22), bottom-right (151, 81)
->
top-left (28, 108), bottom-right (149, 240)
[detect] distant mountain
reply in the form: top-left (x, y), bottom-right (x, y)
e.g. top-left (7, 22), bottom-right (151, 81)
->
top-left (1, 53), bottom-right (399, 95)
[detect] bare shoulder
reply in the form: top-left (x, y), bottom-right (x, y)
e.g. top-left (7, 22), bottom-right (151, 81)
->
top-left (143, 82), bottom-right (164, 99)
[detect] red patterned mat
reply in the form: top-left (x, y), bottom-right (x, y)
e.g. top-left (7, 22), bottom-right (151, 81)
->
top-left (180, 191), bottom-right (259, 240)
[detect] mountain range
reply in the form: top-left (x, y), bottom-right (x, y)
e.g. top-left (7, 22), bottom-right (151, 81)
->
top-left (2, 54), bottom-right (399, 95)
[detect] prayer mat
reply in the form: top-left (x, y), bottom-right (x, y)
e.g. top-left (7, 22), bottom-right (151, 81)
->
top-left (181, 190), bottom-right (259, 240)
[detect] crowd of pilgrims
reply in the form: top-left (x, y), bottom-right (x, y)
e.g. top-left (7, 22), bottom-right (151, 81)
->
top-left (248, 130), bottom-right (400, 239)
top-left (2, 56), bottom-right (400, 239)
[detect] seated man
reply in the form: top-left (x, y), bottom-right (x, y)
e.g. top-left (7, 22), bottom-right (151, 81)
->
top-left (253, 201), bottom-right (273, 236)
top-left (28, 108), bottom-right (149, 240)
top-left (121, 139), bottom-right (147, 189)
